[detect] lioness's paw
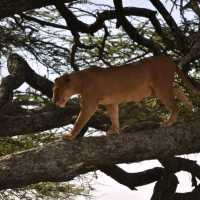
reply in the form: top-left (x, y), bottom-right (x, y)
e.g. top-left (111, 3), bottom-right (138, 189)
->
top-left (106, 129), bottom-right (120, 135)
top-left (161, 120), bottom-right (175, 127)
top-left (63, 133), bottom-right (75, 141)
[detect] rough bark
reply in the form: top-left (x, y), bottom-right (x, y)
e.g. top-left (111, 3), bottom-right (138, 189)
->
top-left (0, 117), bottom-right (200, 189)
top-left (0, 53), bottom-right (53, 110)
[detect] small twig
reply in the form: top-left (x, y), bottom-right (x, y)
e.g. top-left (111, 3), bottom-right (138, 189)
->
top-left (20, 13), bottom-right (69, 30)
top-left (70, 42), bottom-right (79, 71)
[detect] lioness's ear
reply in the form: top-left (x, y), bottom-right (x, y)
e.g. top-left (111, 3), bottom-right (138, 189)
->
top-left (54, 75), bottom-right (70, 84)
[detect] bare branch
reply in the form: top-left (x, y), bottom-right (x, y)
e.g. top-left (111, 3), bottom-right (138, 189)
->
top-left (113, 0), bottom-right (161, 55)
top-left (20, 13), bottom-right (69, 30)
top-left (150, 0), bottom-right (188, 53)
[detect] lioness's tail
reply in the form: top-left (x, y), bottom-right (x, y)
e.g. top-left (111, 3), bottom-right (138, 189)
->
top-left (176, 67), bottom-right (199, 94)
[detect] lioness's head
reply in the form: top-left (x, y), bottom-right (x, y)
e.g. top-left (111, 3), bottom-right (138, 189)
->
top-left (52, 74), bottom-right (73, 107)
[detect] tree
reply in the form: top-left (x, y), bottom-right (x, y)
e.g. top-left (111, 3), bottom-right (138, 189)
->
top-left (0, 0), bottom-right (200, 199)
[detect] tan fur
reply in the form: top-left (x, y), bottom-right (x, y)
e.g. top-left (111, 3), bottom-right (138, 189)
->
top-left (52, 55), bottom-right (195, 140)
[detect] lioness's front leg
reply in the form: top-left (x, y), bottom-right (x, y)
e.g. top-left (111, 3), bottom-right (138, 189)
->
top-left (63, 98), bottom-right (97, 141)
top-left (105, 104), bottom-right (119, 135)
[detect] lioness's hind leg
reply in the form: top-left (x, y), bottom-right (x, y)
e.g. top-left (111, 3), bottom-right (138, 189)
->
top-left (155, 87), bottom-right (179, 126)
top-left (173, 87), bottom-right (193, 111)
top-left (105, 104), bottom-right (119, 135)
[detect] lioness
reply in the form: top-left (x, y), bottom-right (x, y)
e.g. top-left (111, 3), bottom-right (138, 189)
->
top-left (52, 55), bottom-right (196, 140)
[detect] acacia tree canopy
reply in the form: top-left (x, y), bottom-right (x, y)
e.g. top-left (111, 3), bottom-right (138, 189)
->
top-left (1, 0), bottom-right (200, 199)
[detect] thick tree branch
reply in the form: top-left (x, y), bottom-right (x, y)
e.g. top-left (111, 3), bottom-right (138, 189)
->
top-left (0, 54), bottom-right (28, 107)
top-left (100, 157), bottom-right (200, 193)
top-left (0, 0), bottom-right (75, 19)
top-left (0, 99), bottom-right (110, 137)
top-left (0, 76), bottom-right (23, 108)
top-left (100, 165), bottom-right (164, 190)
top-left (0, 54), bottom-right (53, 109)
top-left (0, 118), bottom-right (200, 189)
top-left (159, 157), bottom-right (200, 180)
top-left (0, 103), bottom-right (76, 137)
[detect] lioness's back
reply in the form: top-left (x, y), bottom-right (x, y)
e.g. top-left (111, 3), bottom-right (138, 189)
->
top-left (75, 55), bottom-right (176, 104)
top-left (80, 55), bottom-right (175, 85)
